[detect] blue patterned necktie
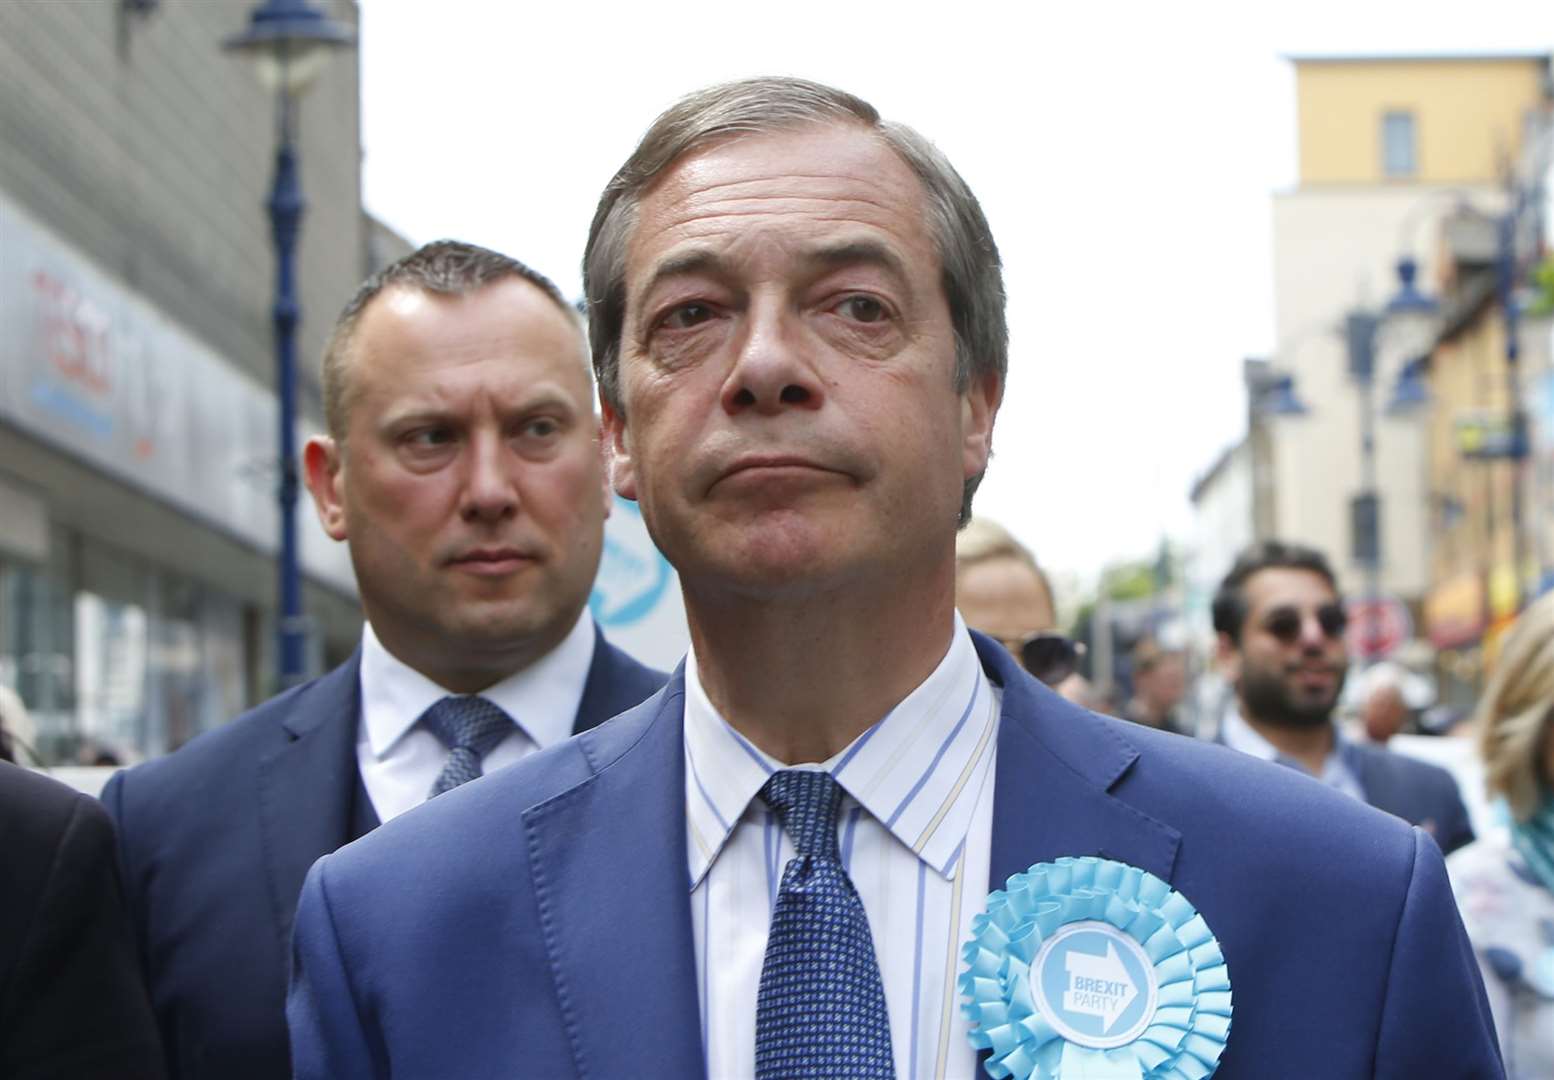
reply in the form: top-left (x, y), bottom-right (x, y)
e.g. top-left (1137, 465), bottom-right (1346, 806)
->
top-left (420, 696), bottom-right (514, 798)
top-left (755, 770), bottom-right (895, 1079)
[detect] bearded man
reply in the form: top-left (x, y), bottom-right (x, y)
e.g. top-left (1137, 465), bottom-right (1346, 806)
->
top-left (1213, 541), bottom-right (1472, 853)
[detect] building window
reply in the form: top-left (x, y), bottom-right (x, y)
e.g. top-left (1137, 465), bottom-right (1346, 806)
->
top-left (1382, 111), bottom-right (1417, 178)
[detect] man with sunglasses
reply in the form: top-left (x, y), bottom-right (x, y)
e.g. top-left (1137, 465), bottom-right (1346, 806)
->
top-left (954, 516), bottom-right (1094, 702)
top-left (1213, 540), bottom-right (1473, 854)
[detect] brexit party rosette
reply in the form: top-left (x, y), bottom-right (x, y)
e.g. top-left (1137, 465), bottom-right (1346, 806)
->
top-left (960, 856), bottom-right (1231, 1079)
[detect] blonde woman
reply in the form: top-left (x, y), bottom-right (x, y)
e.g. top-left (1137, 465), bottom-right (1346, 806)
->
top-left (1448, 591), bottom-right (1554, 1077)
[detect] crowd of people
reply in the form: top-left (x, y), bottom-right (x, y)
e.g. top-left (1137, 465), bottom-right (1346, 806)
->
top-left (0, 74), bottom-right (1549, 1079)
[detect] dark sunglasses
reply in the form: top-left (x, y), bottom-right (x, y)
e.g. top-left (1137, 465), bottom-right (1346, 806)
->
top-left (1262, 603), bottom-right (1348, 644)
top-left (999, 633), bottom-right (1085, 687)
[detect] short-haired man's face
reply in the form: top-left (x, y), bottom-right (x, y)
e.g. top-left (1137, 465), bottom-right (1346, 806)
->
top-left (955, 555), bottom-right (1056, 648)
top-left (1136, 653), bottom-right (1187, 713)
top-left (1222, 567), bottom-right (1349, 730)
top-left (602, 123), bottom-right (998, 595)
top-left (304, 279), bottom-right (609, 684)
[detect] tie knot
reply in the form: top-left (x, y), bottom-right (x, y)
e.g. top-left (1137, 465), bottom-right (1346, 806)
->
top-left (420, 696), bottom-right (514, 758)
top-left (760, 770), bottom-right (844, 860)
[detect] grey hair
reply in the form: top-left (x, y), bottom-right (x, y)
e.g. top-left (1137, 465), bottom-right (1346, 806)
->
top-left (581, 76), bottom-right (1008, 523)
top-left (323, 239), bottom-right (577, 440)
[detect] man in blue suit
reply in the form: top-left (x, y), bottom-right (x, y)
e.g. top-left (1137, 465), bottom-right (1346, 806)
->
top-left (104, 241), bottom-right (665, 1080)
top-left (1211, 540), bottom-right (1474, 854)
top-left (288, 81), bottom-right (1500, 1078)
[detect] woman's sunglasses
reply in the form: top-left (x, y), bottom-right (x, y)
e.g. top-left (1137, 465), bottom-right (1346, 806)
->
top-left (1000, 633), bottom-right (1085, 687)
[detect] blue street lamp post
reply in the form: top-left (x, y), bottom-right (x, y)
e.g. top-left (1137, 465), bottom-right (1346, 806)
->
top-left (225, 0), bottom-right (354, 688)
top-left (1497, 199), bottom-right (1534, 610)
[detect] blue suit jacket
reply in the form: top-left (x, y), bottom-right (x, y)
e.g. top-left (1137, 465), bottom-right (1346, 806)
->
top-left (1339, 739), bottom-right (1475, 855)
top-left (102, 629), bottom-right (665, 1080)
top-left (1213, 721), bottom-right (1475, 855)
top-left (288, 634), bottom-right (1502, 1079)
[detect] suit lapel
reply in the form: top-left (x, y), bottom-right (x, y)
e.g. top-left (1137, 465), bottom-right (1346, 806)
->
top-left (255, 652), bottom-right (363, 950)
top-left (523, 676), bottom-right (705, 1079)
top-left (975, 635), bottom-right (1181, 891)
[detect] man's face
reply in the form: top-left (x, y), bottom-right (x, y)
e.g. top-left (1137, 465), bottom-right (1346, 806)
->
top-left (1223, 567), bottom-right (1349, 729)
top-left (1137, 654), bottom-right (1187, 712)
top-left (955, 555), bottom-right (1056, 649)
top-left (602, 124), bottom-right (999, 599)
top-left (304, 279), bottom-right (609, 685)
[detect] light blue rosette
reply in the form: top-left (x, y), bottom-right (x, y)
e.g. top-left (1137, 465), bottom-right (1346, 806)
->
top-left (960, 856), bottom-right (1232, 1080)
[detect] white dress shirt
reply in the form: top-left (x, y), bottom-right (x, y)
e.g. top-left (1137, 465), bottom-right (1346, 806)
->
top-left (686, 614), bottom-right (1000, 1080)
top-left (1220, 706), bottom-right (1364, 802)
top-left (355, 613), bottom-right (596, 823)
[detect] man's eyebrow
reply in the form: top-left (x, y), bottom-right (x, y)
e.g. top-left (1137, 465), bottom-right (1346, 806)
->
top-left (637, 248), bottom-right (724, 303)
top-left (805, 239), bottom-right (911, 283)
top-left (637, 239), bottom-right (912, 302)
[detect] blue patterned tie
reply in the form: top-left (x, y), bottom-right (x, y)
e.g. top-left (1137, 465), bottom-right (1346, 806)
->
top-left (420, 696), bottom-right (514, 798)
top-left (755, 770), bottom-right (895, 1079)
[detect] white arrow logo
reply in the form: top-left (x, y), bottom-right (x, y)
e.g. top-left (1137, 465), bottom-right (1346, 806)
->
top-left (1062, 941), bottom-right (1138, 1033)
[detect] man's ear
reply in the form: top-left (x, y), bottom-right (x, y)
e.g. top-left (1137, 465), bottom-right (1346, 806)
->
top-left (960, 370), bottom-right (1003, 482)
top-left (1214, 632), bottom-right (1241, 683)
top-left (302, 435), bottom-right (348, 541)
top-left (600, 396), bottom-right (638, 502)
top-left (592, 415), bottom-right (614, 519)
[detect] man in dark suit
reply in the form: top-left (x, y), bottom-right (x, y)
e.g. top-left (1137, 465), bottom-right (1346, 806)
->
top-left (1212, 540), bottom-right (1474, 854)
top-left (289, 80), bottom-right (1499, 1078)
top-left (1, 762), bottom-right (163, 1079)
top-left (104, 241), bottom-right (666, 1080)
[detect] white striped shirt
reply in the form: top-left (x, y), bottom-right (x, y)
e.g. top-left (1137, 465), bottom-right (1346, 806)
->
top-left (685, 616), bottom-right (1000, 1080)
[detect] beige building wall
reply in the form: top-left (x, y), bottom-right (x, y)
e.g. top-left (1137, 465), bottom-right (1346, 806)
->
top-left (1296, 56), bottom-right (1546, 185)
top-left (1269, 185), bottom-right (1502, 600)
top-left (1266, 54), bottom-right (1546, 606)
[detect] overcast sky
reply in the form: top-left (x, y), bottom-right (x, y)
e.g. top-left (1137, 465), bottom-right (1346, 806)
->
top-left (357, 0), bottom-right (1552, 587)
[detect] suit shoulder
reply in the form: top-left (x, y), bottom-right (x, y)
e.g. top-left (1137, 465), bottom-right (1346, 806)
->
top-left (0, 763), bottom-right (116, 893)
top-left (599, 639), bottom-right (668, 693)
top-left (104, 659), bottom-right (356, 813)
top-left (0, 762), bottom-right (108, 836)
top-left (1350, 739), bottom-right (1462, 789)
top-left (1107, 717), bottom-right (1422, 860)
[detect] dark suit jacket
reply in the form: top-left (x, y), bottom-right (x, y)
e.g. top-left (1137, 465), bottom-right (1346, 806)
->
top-left (1214, 719), bottom-right (1475, 855)
top-left (102, 628), bottom-right (664, 1080)
top-left (288, 633), bottom-right (1502, 1079)
top-left (1339, 738), bottom-right (1475, 855)
top-left (0, 762), bottom-right (163, 1080)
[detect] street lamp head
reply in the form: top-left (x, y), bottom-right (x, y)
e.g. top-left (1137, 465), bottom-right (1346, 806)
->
top-left (1384, 257), bottom-right (1440, 318)
top-left (1385, 356), bottom-right (1431, 416)
top-left (1258, 373), bottom-right (1310, 416)
top-left (224, 0), bottom-right (355, 97)
top-left (1382, 257), bottom-right (1441, 379)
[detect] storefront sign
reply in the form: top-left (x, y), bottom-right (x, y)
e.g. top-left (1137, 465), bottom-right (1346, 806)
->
top-left (0, 192), bottom-right (354, 595)
top-left (1424, 573), bottom-right (1486, 650)
top-left (1455, 411), bottom-right (1524, 460)
top-left (1345, 595), bottom-right (1411, 660)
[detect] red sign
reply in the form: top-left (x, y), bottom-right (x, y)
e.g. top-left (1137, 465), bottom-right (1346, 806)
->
top-left (1345, 596), bottom-right (1412, 660)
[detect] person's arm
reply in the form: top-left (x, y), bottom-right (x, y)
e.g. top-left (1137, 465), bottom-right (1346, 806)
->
top-left (1, 789), bottom-right (165, 1080)
top-left (1373, 829), bottom-right (1503, 1079)
top-left (287, 856), bottom-right (383, 1080)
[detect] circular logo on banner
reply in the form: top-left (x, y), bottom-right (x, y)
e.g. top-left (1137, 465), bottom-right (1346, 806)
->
top-left (1029, 921), bottom-right (1159, 1050)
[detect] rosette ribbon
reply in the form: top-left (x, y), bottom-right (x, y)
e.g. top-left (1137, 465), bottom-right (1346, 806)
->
top-left (960, 856), bottom-right (1232, 1080)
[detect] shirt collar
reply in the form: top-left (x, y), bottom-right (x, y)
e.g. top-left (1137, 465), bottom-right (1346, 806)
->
top-left (1221, 705), bottom-right (1361, 792)
top-left (683, 613), bottom-right (998, 890)
top-left (359, 612), bottom-right (597, 759)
